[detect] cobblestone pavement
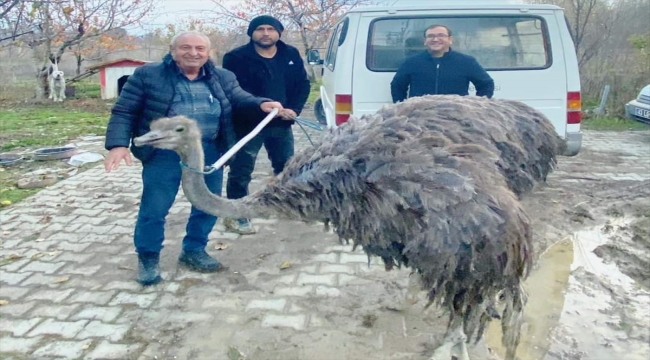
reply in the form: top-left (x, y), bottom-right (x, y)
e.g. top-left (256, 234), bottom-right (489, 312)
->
top-left (1, 127), bottom-right (648, 360)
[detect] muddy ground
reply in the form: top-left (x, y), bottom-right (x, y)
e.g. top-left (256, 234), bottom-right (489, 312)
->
top-left (487, 131), bottom-right (650, 360)
top-left (1, 106), bottom-right (647, 360)
top-left (167, 130), bottom-right (650, 360)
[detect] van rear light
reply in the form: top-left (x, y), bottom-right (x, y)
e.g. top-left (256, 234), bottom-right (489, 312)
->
top-left (567, 91), bottom-right (581, 124)
top-left (335, 94), bottom-right (352, 126)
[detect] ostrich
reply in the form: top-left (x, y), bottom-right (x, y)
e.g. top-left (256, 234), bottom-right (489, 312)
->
top-left (134, 95), bottom-right (565, 360)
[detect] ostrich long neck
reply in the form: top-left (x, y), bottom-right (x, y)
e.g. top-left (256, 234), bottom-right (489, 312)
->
top-left (178, 139), bottom-right (274, 219)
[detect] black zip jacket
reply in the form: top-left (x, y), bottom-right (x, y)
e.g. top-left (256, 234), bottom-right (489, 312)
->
top-left (105, 54), bottom-right (266, 162)
top-left (391, 49), bottom-right (494, 102)
top-left (222, 40), bottom-right (311, 132)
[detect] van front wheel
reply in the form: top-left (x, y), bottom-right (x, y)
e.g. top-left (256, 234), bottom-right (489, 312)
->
top-left (314, 98), bottom-right (326, 125)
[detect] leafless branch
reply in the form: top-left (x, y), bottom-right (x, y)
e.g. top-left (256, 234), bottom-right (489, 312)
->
top-left (0, 0), bottom-right (21, 20)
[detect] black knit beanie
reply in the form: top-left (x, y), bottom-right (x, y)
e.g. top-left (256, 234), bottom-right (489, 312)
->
top-left (247, 15), bottom-right (284, 37)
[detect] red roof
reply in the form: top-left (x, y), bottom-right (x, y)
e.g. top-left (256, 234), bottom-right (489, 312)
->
top-left (87, 58), bottom-right (149, 70)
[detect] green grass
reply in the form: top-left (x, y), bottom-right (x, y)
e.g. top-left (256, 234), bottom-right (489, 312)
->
top-left (0, 102), bottom-right (110, 206)
top-left (307, 79), bottom-right (322, 105)
top-left (0, 106), bottom-right (108, 151)
top-left (581, 116), bottom-right (649, 131)
top-left (73, 82), bottom-right (101, 99)
top-left (0, 187), bottom-right (39, 207)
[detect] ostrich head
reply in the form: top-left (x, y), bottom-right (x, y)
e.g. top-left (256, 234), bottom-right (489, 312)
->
top-left (133, 116), bottom-right (202, 157)
top-left (133, 116), bottom-right (274, 220)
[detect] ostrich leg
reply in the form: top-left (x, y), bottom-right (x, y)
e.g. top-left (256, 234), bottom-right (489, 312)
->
top-left (405, 271), bottom-right (422, 306)
top-left (430, 316), bottom-right (471, 360)
top-left (502, 284), bottom-right (528, 360)
top-left (387, 271), bottom-right (424, 313)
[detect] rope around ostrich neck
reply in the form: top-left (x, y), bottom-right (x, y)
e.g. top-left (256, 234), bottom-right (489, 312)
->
top-left (292, 115), bottom-right (323, 147)
top-left (179, 108), bottom-right (278, 174)
top-left (179, 108), bottom-right (324, 175)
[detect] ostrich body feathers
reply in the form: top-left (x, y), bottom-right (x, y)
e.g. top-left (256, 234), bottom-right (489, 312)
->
top-left (136, 95), bottom-right (566, 359)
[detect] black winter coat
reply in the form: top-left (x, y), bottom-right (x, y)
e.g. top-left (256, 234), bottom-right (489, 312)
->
top-left (104, 54), bottom-right (266, 162)
top-left (222, 40), bottom-right (310, 132)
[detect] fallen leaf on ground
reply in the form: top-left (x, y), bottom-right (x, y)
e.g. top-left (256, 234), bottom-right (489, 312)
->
top-left (82, 343), bottom-right (91, 350)
top-left (0, 200), bottom-right (11, 206)
top-left (38, 215), bottom-right (52, 224)
top-left (0, 300), bottom-right (9, 306)
top-left (280, 261), bottom-right (292, 270)
top-left (118, 265), bottom-right (134, 271)
top-left (31, 253), bottom-right (45, 260)
top-left (215, 242), bottom-right (230, 250)
top-left (8, 254), bottom-right (24, 260)
top-left (53, 276), bottom-right (70, 284)
top-left (227, 346), bottom-right (246, 360)
top-left (257, 253), bottom-right (271, 261)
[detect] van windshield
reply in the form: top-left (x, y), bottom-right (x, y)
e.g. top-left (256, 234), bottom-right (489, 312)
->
top-left (367, 16), bottom-right (551, 71)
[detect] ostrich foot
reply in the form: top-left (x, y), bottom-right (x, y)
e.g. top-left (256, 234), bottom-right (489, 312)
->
top-left (387, 271), bottom-right (423, 312)
top-left (405, 271), bottom-right (422, 305)
top-left (429, 326), bottom-right (470, 360)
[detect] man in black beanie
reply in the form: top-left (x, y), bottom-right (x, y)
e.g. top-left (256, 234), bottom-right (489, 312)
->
top-left (222, 15), bottom-right (310, 235)
top-left (246, 15), bottom-right (284, 37)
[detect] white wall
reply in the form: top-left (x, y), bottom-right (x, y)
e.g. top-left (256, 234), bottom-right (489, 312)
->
top-left (105, 66), bottom-right (139, 99)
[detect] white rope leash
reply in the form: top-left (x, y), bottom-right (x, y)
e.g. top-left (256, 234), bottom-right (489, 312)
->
top-left (208, 107), bottom-right (279, 170)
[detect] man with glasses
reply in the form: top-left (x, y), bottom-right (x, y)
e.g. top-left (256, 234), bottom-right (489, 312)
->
top-left (391, 24), bottom-right (494, 102)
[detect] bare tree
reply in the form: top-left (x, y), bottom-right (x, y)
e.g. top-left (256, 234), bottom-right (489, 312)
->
top-left (204, 0), bottom-right (373, 79)
top-left (157, 19), bottom-right (244, 64)
top-left (0, 0), bottom-right (21, 23)
top-left (527, 0), bottom-right (617, 66)
top-left (3, 0), bottom-right (154, 99)
top-left (529, 0), bottom-right (650, 115)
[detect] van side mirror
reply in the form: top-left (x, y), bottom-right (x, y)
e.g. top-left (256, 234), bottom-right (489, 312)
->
top-left (307, 49), bottom-right (323, 65)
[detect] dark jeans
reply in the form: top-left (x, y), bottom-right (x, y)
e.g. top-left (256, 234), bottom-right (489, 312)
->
top-left (134, 141), bottom-right (223, 254)
top-left (226, 125), bottom-right (294, 200)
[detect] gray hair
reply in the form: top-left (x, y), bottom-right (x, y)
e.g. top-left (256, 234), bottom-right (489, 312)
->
top-left (170, 31), bottom-right (211, 49)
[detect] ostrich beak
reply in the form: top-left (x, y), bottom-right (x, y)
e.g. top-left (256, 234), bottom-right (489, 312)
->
top-left (133, 131), bottom-right (165, 147)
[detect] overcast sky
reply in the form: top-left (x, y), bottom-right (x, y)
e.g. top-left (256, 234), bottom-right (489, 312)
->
top-left (133, 0), bottom-right (520, 32)
top-left (143, 0), bottom-right (224, 27)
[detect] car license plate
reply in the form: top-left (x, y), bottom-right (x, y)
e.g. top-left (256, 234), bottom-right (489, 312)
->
top-left (635, 107), bottom-right (650, 119)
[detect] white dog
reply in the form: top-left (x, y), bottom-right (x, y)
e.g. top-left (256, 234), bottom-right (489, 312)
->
top-left (49, 62), bottom-right (66, 102)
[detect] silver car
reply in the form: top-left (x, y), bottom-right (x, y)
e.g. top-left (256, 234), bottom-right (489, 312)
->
top-left (625, 84), bottom-right (650, 124)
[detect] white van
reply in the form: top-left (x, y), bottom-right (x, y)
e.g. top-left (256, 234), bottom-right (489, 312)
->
top-left (308, 0), bottom-right (583, 155)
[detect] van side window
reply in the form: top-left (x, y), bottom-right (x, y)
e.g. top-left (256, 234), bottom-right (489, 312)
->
top-left (367, 16), bottom-right (552, 72)
top-left (325, 17), bottom-right (349, 71)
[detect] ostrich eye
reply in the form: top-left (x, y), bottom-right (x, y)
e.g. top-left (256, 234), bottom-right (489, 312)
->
top-left (174, 126), bottom-right (185, 133)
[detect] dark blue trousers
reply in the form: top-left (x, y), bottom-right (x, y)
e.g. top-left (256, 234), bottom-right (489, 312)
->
top-left (226, 125), bottom-right (294, 200)
top-left (134, 141), bottom-right (223, 254)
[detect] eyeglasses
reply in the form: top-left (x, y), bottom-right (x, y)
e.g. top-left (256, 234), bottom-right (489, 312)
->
top-left (425, 33), bottom-right (450, 39)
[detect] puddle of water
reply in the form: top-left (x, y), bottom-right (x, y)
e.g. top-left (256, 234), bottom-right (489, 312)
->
top-left (486, 219), bottom-right (650, 360)
top-left (485, 238), bottom-right (573, 360)
top-left (571, 221), bottom-right (638, 289)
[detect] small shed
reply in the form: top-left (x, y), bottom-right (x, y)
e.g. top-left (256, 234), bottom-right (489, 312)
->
top-left (87, 58), bottom-right (149, 99)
